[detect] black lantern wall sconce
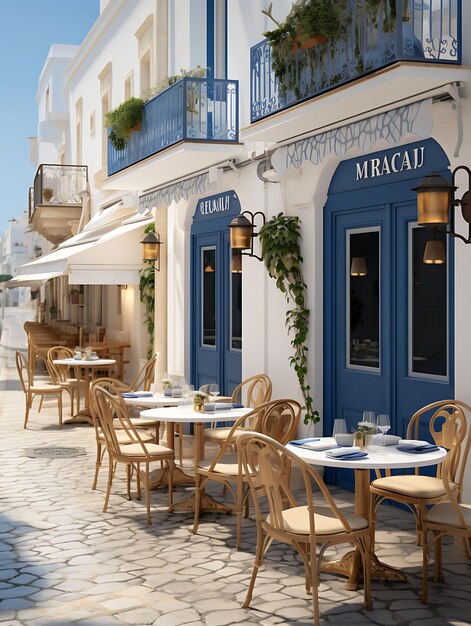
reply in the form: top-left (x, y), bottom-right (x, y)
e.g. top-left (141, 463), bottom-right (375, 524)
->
top-left (228, 211), bottom-right (266, 261)
top-left (141, 231), bottom-right (162, 271)
top-left (413, 166), bottom-right (471, 244)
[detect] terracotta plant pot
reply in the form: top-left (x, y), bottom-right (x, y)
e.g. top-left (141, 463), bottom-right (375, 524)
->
top-left (42, 188), bottom-right (53, 202)
top-left (131, 120), bottom-right (142, 132)
top-left (292, 34), bottom-right (326, 53)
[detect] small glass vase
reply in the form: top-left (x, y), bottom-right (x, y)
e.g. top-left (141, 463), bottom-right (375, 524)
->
top-left (163, 387), bottom-right (172, 397)
top-left (354, 432), bottom-right (372, 450)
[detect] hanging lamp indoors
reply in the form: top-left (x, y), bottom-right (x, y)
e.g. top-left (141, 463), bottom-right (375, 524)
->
top-left (350, 257), bottom-right (367, 276)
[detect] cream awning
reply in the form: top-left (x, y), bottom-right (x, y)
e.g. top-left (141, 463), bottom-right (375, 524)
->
top-left (18, 217), bottom-right (152, 285)
top-left (4, 272), bottom-right (63, 288)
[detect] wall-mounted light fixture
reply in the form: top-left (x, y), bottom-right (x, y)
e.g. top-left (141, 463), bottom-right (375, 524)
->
top-left (141, 231), bottom-right (161, 270)
top-left (229, 211), bottom-right (266, 261)
top-left (350, 257), bottom-right (367, 276)
top-left (413, 167), bottom-right (471, 244)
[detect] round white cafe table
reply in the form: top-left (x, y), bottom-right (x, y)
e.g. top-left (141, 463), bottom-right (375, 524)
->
top-left (288, 437), bottom-right (447, 590)
top-left (53, 358), bottom-right (116, 424)
top-left (141, 406), bottom-right (251, 512)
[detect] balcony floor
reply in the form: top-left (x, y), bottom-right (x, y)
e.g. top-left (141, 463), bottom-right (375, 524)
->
top-left (242, 62), bottom-right (471, 148)
top-left (103, 141), bottom-right (245, 192)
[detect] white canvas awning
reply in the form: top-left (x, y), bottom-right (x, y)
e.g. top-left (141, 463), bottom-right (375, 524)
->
top-left (4, 272), bottom-right (63, 289)
top-left (18, 217), bottom-right (152, 285)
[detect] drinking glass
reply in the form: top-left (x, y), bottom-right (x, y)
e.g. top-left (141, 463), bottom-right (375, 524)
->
top-left (332, 419), bottom-right (347, 438)
top-left (362, 411), bottom-right (376, 427)
top-left (377, 414), bottom-right (390, 446)
top-left (209, 384), bottom-right (220, 398)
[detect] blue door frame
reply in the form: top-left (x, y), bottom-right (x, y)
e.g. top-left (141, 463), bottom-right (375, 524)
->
top-left (323, 139), bottom-right (454, 490)
top-left (190, 191), bottom-right (242, 395)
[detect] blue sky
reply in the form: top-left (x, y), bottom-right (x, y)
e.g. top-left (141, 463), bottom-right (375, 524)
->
top-left (0, 0), bottom-right (99, 234)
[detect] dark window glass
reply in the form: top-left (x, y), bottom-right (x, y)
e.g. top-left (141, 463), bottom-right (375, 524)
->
top-left (411, 227), bottom-right (447, 376)
top-left (349, 230), bottom-right (380, 369)
top-left (231, 263), bottom-right (242, 350)
top-left (202, 248), bottom-right (216, 346)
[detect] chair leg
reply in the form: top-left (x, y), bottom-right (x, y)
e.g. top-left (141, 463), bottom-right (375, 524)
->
top-left (126, 464), bottom-right (132, 500)
top-left (310, 546), bottom-right (320, 626)
top-left (136, 464), bottom-right (141, 500)
top-left (177, 424), bottom-right (183, 465)
top-left (361, 536), bottom-right (373, 610)
top-left (242, 526), bottom-right (268, 609)
top-left (23, 396), bottom-right (31, 429)
top-left (103, 456), bottom-right (114, 513)
top-left (192, 474), bottom-right (204, 535)
top-left (421, 527), bottom-right (429, 602)
top-left (461, 536), bottom-right (471, 560)
top-left (434, 532), bottom-right (444, 582)
top-left (92, 442), bottom-right (102, 490)
top-left (167, 458), bottom-right (174, 511)
top-left (38, 395), bottom-right (44, 413)
top-left (144, 463), bottom-right (152, 526)
top-left (57, 393), bottom-right (63, 428)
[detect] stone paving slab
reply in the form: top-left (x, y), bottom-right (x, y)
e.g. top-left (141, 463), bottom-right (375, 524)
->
top-left (0, 308), bottom-right (470, 625)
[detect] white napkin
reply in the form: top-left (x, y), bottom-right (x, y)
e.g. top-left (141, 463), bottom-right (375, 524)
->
top-left (325, 446), bottom-right (362, 457)
top-left (372, 434), bottom-right (401, 446)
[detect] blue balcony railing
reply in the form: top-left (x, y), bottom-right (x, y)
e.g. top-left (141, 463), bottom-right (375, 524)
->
top-left (108, 77), bottom-right (239, 176)
top-left (251, 0), bottom-right (461, 123)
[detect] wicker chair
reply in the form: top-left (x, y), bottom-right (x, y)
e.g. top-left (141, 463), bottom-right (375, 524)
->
top-left (16, 351), bottom-right (63, 429)
top-left (370, 400), bottom-right (471, 546)
top-left (204, 374), bottom-right (272, 447)
top-left (193, 399), bottom-right (300, 548)
top-left (47, 346), bottom-right (86, 416)
top-left (237, 432), bottom-right (373, 625)
top-left (92, 383), bottom-right (175, 525)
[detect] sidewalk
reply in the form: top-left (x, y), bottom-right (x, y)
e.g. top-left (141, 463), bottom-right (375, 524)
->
top-left (0, 309), bottom-right (469, 625)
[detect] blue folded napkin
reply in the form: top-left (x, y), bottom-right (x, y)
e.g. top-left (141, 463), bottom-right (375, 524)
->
top-left (289, 437), bottom-right (320, 446)
top-left (396, 443), bottom-right (439, 454)
top-left (203, 402), bottom-right (244, 412)
top-left (121, 392), bottom-right (154, 399)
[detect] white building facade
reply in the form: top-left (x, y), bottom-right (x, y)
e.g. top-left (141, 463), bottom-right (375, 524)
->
top-left (18, 0), bottom-right (471, 497)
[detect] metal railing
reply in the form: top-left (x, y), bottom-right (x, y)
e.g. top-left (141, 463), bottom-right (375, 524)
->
top-left (251, 0), bottom-right (461, 123)
top-left (108, 77), bottom-right (239, 176)
top-left (32, 164), bottom-right (88, 214)
top-left (28, 187), bottom-right (34, 221)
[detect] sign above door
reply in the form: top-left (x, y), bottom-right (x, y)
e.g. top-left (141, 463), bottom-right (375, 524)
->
top-left (193, 190), bottom-right (241, 224)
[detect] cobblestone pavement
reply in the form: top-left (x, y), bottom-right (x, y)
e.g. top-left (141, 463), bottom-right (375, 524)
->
top-left (0, 308), bottom-right (470, 626)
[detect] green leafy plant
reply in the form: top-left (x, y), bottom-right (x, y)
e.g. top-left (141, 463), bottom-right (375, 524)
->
top-left (259, 213), bottom-right (319, 427)
top-left (142, 65), bottom-right (208, 106)
top-left (105, 97), bottom-right (144, 150)
top-left (139, 223), bottom-right (156, 360)
top-left (0, 274), bottom-right (13, 283)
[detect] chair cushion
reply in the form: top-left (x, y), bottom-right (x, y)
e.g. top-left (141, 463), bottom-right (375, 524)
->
top-left (427, 502), bottom-right (471, 528)
top-left (267, 506), bottom-right (369, 535)
top-left (204, 426), bottom-right (249, 443)
top-left (371, 475), bottom-right (458, 499)
top-left (198, 453), bottom-right (239, 475)
top-left (120, 443), bottom-right (174, 457)
top-left (30, 385), bottom-right (62, 393)
top-left (98, 430), bottom-right (154, 444)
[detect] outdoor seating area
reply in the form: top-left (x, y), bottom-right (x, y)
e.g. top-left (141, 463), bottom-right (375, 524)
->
top-left (10, 314), bottom-right (471, 625)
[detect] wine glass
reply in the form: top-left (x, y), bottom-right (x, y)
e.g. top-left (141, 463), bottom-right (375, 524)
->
top-left (332, 419), bottom-right (347, 438)
top-left (209, 384), bottom-right (219, 398)
top-left (377, 414), bottom-right (390, 446)
top-left (362, 411), bottom-right (376, 427)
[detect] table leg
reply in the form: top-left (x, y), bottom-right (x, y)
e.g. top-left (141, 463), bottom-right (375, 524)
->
top-left (64, 367), bottom-right (94, 425)
top-left (149, 422), bottom-right (194, 488)
top-left (171, 422), bottom-right (231, 514)
top-left (321, 468), bottom-right (407, 590)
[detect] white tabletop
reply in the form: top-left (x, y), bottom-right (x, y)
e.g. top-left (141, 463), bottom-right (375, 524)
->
top-left (123, 393), bottom-right (188, 407)
top-left (141, 405), bottom-right (251, 424)
top-left (53, 358), bottom-right (116, 366)
top-left (288, 437), bottom-right (447, 470)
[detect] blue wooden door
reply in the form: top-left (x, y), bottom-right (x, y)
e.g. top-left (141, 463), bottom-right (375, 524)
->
top-left (324, 140), bottom-right (454, 490)
top-left (191, 192), bottom-right (242, 396)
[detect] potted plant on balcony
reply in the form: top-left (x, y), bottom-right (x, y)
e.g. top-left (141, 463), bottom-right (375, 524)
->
top-left (262, 0), bottom-right (342, 94)
top-left (142, 66), bottom-right (208, 114)
top-left (42, 187), bottom-right (53, 202)
top-left (105, 97), bottom-right (144, 150)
